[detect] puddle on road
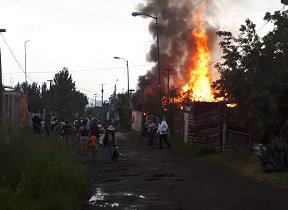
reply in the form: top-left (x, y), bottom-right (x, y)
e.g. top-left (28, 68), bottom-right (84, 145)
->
top-left (89, 188), bottom-right (107, 203)
top-left (89, 187), bottom-right (146, 208)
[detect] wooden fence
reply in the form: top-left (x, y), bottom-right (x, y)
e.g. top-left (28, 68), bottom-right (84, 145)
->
top-left (224, 129), bottom-right (251, 151)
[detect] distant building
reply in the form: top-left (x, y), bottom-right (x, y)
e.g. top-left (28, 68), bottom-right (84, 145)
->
top-left (2, 86), bottom-right (27, 129)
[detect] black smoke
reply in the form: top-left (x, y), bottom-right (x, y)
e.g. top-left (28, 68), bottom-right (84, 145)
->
top-left (131, 0), bottom-right (219, 111)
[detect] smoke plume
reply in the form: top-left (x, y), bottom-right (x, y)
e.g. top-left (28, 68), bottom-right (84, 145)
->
top-left (132, 0), bottom-right (220, 110)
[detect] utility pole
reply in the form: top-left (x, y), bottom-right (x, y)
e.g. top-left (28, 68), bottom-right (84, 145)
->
top-left (47, 79), bottom-right (52, 89)
top-left (114, 79), bottom-right (118, 95)
top-left (0, 29), bottom-right (6, 126)
top-left (166, 67), bottom-right (174, 110)
top-left (24, 40), bottom-right (30, 94)
top-left (99, 84), bottom-right (107, 123)
top-left (94, 94), bottom-right (97, 108)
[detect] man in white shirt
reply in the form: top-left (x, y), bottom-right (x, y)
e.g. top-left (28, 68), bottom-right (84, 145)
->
top-left (156, 117), bottom-right (171, 150)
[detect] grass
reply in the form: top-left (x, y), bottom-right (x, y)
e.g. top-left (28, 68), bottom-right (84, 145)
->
top-left (0, 128), bottom-right (89, 210)
top-left (127, 130), bottom-right (288, 189)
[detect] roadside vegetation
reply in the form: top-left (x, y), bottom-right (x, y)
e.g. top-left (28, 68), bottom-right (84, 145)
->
top-left (0, 128), bottom-right (88, 210)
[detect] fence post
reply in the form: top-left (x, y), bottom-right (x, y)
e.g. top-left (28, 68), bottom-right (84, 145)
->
top-left (222, 119), bottom-right (227, 151)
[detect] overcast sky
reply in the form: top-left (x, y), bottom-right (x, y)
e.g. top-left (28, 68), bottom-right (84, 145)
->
top-left (0, 0), bottom-right (286, 105)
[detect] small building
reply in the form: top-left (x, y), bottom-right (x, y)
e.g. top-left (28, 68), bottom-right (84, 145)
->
top-left (2, 86), bottom-right (27, 129)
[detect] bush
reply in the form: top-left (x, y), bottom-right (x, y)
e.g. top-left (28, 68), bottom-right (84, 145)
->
top-left (0, 129), bottom-right (88, 210)
top-left (261, 120), bottom-right (288, 172)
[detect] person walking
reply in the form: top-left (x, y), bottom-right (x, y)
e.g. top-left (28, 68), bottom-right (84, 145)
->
top-left (157, 116), bottom-right (171, 150)
top-left (103, 125), bottom-right (116, 163)
top-left (89, 135), bottom-right (97, 157)
top-left (79, 119), bottom-right (90, 155)
top-left (144, 117), bottom-right (157, 148)
top-left (32, 114), bottom-right (41, 134)
top-left (90, 119), bottom-right (100, 140)
top-left (90, 119), bottom-right (100, 157)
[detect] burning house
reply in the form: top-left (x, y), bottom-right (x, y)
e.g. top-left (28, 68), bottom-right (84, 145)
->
top-left (130, 0), bottom-right (227, 147)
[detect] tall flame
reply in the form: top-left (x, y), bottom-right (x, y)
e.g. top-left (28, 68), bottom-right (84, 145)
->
top-left (181, 6), bottom-right (214, 102)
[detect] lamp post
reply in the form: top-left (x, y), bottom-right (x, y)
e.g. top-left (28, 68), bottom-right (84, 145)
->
top-left (24, 40), bottom-right (30, 94)
top-left (132, 12), bottom-right (162, 119)
top-left (114, 56), bottom-right (129, 98)
top-left (0, 29), bottom-right (6, 125)
top-left (114, 56), bottom-right (131, 130)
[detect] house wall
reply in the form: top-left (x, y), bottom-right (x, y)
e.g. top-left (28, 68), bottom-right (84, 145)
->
top-left (2, 91), bottom-right (27, 129)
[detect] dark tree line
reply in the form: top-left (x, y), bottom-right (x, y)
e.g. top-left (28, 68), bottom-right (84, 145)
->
top-left (213, 9), bottom-right (288, 141)
top-left (15, 67), bottom-right (88, 119)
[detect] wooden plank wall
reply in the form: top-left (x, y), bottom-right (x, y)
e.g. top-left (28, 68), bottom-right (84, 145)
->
top-left (187, 103), bottom-right (221, 147)
top-left (3, 91), bottom-right (23, 129)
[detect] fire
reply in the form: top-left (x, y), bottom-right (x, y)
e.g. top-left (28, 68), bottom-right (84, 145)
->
top-left (180, 6), bottom-right (214, 102)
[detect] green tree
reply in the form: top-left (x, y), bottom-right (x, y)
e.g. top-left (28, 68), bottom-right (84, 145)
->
top-left (71, 91), bottom-right (88, 117)
top-left (51, 67), bottom-right (88, 119)
top-left (15, 82), bottom-right (42, 113)
top-left (213, 9), bottom-right (288, 140)
top-left (13, 68), bottom-right (88, 120)
top-left (40, 82), bottom-right (52, 110)
top-left (117, 93), bottom-right (130, 129)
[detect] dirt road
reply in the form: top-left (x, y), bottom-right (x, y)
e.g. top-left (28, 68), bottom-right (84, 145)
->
top-left (78, 132), bottom-right (288, 210)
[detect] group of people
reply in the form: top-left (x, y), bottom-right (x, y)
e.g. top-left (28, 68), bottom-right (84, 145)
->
top-left (78, 118), bottom-right (99, 156)
top-left (144, 116), bottom-right (171, 150)
top-left (32, 113), bottom-right (171, 162)
top-left (31, 113), bottom-right (118, 163)
top-left (31, 114), bottom-right (72, 138)
top-left (78, 118), bottom-right (118, 163)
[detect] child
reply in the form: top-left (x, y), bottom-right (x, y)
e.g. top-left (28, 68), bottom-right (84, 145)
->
top-left (89, 135), bottom-right (97, 157)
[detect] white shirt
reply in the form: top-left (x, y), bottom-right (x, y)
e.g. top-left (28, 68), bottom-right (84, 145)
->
top-left (157, 120), bottom-right (168, 135)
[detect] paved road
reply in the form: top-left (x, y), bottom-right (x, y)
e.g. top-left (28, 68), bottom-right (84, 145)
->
top-left (79, 132), bottom-right (288, 210)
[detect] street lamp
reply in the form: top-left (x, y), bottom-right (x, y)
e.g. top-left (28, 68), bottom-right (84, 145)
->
top-left (114, 56), bottom-right (131, 130)
top-left (0, 29), bottom-right (6, 125)
top-left (24, 40), bottom-right (30, 94)
top-left (132, 11), bottom-right (162, 119)
top-left (114, 56), bottom-right (129, 98)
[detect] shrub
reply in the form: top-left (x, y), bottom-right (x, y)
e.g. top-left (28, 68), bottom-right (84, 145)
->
top-left (0, 129), bottom-right (88, 210)
top-left (261, 120), bottom-right (288, 172)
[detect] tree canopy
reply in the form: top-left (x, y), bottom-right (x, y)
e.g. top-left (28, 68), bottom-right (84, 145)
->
top-left (213, 9), bottom-right (288, 139)
top-left (15, 67), bottom-right (88, 119)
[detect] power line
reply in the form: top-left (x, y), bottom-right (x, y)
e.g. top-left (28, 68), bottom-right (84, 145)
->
top-left (1, 34), bottom-right (24, 73)
top-left (1, 34), bottom-right (37, 83)
top-left (256, 5), bottom-right (286, 33)
top-left (2, 63), bottom-right (154, 74)
top-left (130, 35), bottom-right (152, 64)
top-left (190, 0), bottom-right (204, 10)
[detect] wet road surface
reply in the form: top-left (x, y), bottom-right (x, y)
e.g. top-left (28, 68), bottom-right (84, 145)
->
top-left (79, 132), bottom-right (288, 210)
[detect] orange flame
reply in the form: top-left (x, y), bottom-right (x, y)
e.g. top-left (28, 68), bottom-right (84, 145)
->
top-left (180, 6), bottom-right (215, 102)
